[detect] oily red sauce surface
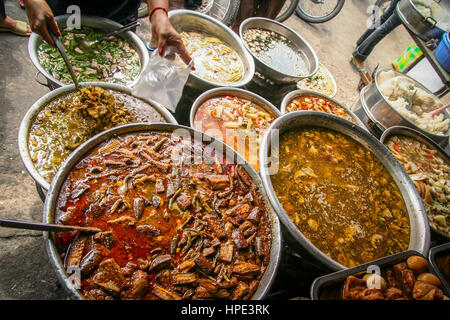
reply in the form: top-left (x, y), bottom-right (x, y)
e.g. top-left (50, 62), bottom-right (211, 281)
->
top-left (55, 132), bottom-right (272, 300)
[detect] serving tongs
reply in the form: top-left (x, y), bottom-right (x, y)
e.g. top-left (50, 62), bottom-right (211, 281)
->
top-left (49, 30), bottom-right (81, 90)
top-left (78, 20), bottom-right (140, 51)
top-left (0, 218), bottom-right (101, 234)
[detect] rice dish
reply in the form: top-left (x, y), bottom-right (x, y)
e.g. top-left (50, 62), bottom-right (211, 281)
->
top-left (378, 70), bottom-right (449, 136)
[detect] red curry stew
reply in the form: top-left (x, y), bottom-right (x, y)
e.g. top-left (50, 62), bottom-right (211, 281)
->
top-left (193, 96), bottom-right (276, 171)
top-left (54, 131), bottom-right (272, 300)
top-left (286, 95), bottom-right (356, 123)
top-left (270, 127), bottom-right (410, 267)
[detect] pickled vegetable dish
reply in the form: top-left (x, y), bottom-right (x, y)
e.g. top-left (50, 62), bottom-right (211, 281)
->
top-left (385, 135), bottom-right (449, 236)
top-left (271, 128), bottom-right (410, 267)
top-left (55, 132), bottom-right (273, 300)
top-left (38, 27), bottom-right (140, 84)
top-left (193, 96), bottom-right (277, 171)
top-left (181, 32), bottom-right (244, 84)
top-left (28, 86), bottom-right (166, 183)
top-left (286, 95), bottom-right (356, 123)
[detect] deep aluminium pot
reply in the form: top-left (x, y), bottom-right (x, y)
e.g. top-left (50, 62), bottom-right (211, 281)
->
top-left (43, 123), bottom-right (282, 300)
top-left (259, 111), bottom-right (430, 272)
top-left (28, 15), bottom-right (149, 90)
top-left (18, 82), bottom-right (177, 191)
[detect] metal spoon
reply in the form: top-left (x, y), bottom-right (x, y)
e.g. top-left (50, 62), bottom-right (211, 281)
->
top-left (49, 30), bottom-right (81, 90)
top-left (79, 21), bottom-right (140, 51)
top-left (0, 218), bottom-right (102, 234)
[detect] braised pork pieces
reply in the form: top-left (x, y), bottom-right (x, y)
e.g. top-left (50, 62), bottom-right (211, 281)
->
top-left (54, 131), bottom-right (272, 300)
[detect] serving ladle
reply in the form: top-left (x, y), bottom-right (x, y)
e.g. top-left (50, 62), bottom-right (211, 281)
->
top-left (427, 103), bottom-right (449, 118)
top-left (78, 20), bottom-right (140, 52)
top-left (49, 30), bottom-right (81, 90)
top-left (0, 218), bottom-right (101, 234)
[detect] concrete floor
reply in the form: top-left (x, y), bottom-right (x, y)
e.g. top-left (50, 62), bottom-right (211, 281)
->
top-left (0, 0), bottom-right (437, 299)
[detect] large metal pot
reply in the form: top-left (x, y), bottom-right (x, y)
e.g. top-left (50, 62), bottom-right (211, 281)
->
top-left (259, 111), bottom-right (430, 271)
top-left (28, 15), bottom-right (149, 90)
top-left (380, 125), bottom-right (450, 240)
top-left (239, 17), bottom-right (319, 84)
top-left (42, 123), bottom-right (282, 300)
top-left (18, 82), bottom-right (177, 191)
top-left (361, 68), bottom-right (450, 146)
top-left (397, 0), bottom-right (450, 40)
top-left (280, 89), bottom-right (366, 129)
top-left (169, 10), bottom-right (255, 90)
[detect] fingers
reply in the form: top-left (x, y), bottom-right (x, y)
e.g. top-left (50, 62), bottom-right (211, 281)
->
top-left (47, 16), bottom-right (61, 37)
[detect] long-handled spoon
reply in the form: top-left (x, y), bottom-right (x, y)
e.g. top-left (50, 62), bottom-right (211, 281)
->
top-left (79, 21), bottom-right (140, 51)
top-left (0, 218), bottom-right (101, 234)
top-left (48, 30), bottom-right (81, 90)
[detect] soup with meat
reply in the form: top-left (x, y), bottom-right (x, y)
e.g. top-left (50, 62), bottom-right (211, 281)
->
top-left (270, 127), bottom-right (410, 267)
top-left (54, 131), bottom-right (273, 300)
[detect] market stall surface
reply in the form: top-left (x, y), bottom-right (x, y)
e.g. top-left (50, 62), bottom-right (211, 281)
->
top-left (0, 0), bottom-right (427, 299)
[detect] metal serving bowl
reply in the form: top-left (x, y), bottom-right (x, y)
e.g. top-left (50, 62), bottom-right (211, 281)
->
top-left (239, 17), bottom-right (319, 84)
top-left (189, 86), bottom-right (281, 131)
top-left (18, 82), bottom-right (177, 191)
top-left (397, 0), bottom-right (450, 41)
top-left (295, 63), bottom-right (338, 98)
top-left (280, 89), bottom-right (365, 129)
top-left (28, 15), bottom-right (149, 90)
top-left (169, 9), bottom-right (255, 90)
top-left (259, 111), bottom-right (430, 271)
top-left (362, 68), bottom-right (450, 146)
top-left (42, 123), bottom-right (282, 300)
top-left (310, 250), bottom-right (449, 300)
top-left (380, 125), bottom-right (450, 241)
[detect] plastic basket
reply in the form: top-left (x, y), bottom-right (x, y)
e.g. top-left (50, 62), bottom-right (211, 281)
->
top-left (436, 32), bottom-right (450, 73)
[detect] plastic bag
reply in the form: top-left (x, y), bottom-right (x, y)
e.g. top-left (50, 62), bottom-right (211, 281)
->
top-left (132, 46), bottom-right (191, 113)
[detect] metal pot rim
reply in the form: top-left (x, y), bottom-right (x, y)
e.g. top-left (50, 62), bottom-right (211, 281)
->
top-left (28, 15), bottom-right (149, 88)
top-left (239, 17), bottom-right (319, 81)
top-left (259, 111), bottom-right (430, 271)
top-left (380, 125), bottom-right (450, 241)
top-left (189, 87), bottom-right (282, 130)
top-left (43, 123), bottom-right (282, 300)
top-left (18, 82), bottom-right (177, 191)
top-left (374, 68), bottom-right (450, 139)
top-left (169, 9), bottom-right (255, 88)
top-left (279, 89), bottom-right (365, 129)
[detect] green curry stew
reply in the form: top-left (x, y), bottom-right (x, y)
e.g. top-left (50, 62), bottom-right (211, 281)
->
top-left (270, 127), bottom-right (411, 267)
top-left (37, 27), bottom-right (141, 85)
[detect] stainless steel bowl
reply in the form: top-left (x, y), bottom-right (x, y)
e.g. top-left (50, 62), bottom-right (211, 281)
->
top-left (380, 125), bottom-right (450, 241)
top-left (42, 123), bottom-right (282, 300)
top-left (190, 86), bottom-right (281, 129)
top-left (295, 63), bottom-right (338, 98)
top-left (259, 111), bottom-right (430, 271)
top-left (18, 82), bottom-right (177, 191)
top-left (280, 89), bottom-right (366, 129)
top-left (397, 0), bottom-right (450, 41)
top-left (239, 17), bottom-right (319, 84)
top-left (363, 68), bottom-right (450, 146)
top-left (28, 15), bottom-right (149, 89)
top-left (169, 9), bottom-right (255, 90)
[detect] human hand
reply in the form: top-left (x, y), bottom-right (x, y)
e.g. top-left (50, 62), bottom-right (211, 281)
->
top-left (24, 0), bottom-right (61, 47)
top-left (150, 9), bottom-right (192, 66)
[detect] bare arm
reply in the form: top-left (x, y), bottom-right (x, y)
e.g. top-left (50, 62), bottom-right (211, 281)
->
top-left (145, 0), bottom-right (191, 65)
